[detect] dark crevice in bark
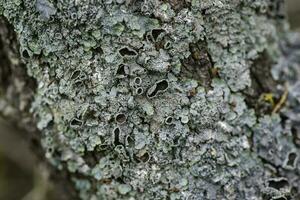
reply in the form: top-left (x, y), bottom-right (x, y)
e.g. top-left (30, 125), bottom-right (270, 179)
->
top-left (242, 50), bottom-right (280, 161)
top-left (0, 42), bottom-right (11, 90)
top-left (243, 50), bottom-right (281, 116)
top-left (250, 51), bottom-right (277, 93)
top-left (180, 40), bottom-right (216, 91)
top-left (161, 0), bottom-right (191, 11)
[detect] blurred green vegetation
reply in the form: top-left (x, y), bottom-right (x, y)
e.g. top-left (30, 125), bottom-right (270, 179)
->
top-left (0, 154), bottom-right (33, 200)
top-left (287, 0), bottom-right (300, 31)
top-left (0, 120), bottom-right (57, 200)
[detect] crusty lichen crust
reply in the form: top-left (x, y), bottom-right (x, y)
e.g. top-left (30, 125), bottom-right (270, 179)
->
top-left (1, 0), bottom-right (300, 199)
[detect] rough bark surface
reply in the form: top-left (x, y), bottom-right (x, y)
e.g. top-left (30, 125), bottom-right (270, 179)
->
top-left (1, 0), bottom-right (300, 199)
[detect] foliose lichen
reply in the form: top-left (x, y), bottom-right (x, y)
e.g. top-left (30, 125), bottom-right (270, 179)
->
top-left (1, 0), bottom-right (300, 199)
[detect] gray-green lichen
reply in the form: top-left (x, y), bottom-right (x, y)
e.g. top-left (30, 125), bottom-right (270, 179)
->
top-left (1, 0), bottom-right (300, 199)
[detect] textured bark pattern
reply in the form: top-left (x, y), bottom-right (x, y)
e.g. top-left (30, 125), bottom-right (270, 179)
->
top-left (1, 0), bottom-right (300, 200)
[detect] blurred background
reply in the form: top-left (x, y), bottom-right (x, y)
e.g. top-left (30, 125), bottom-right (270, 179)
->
top-left (0, 1), bottom-right (300, 200)
top-left (288, 0), bottom-right (300, 31)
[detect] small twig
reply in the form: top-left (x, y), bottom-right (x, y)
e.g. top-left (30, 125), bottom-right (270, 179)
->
top-left (272, 83), bottom-right (289, 114)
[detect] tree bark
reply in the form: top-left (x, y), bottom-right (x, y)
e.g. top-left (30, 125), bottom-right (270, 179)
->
top-left (1, 0), bottom-right (300, 199)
